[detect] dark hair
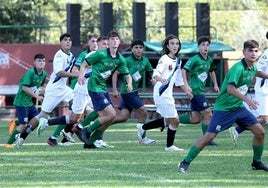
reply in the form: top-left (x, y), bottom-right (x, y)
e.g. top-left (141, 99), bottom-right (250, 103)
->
top-left (162, 34), bottom-right (181, 56)
top-left (60, 33), bottom-right (71, 41)
top-left (197, 36), bottom-right (210, 45)
top-left (88, 34), bottom-right (99, 40)
top-left (97, 36), bottom-right (108, 42)
top-left (266, 31), bottom-right (268, 40)
top-left (34, 53), bottom-right (45, 60)
top-left (243, 40), bottom-right (259, 49)
top-left (131, 39), bottom-right (144, 48)
top-left (107, 31), bottom-right (120, 39)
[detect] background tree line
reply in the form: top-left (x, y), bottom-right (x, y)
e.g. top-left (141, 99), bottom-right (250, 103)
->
top-left (0, 0), bottom-right (268, 51)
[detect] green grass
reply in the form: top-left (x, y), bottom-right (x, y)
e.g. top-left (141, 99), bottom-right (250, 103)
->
top-left (1, 119), bottom-right (268, 188)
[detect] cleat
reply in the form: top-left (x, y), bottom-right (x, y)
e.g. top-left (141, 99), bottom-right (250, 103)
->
top-left (83, 143), bottom-right (97, 149)
top-left (72, 124), bottom-right (83, 142)
top-left (94, 139), bottom-right (113, 148)
top-left (61, 130), bottom-right (76, 143)
top-left (47, 137), bottom-right (58, 146)
top-left (160, 125), bottom-right (165, 132)
top-left (136, 123), bottom-right (145, 141)
top-left (139, 137), bottom-right (156, 144)
top-left (208, 141), bottom-right (218, 146)
top-left (15, 133), bottom-right (24, 148)
top-left (165, 145), bottom-right (184, 152)
top-left (37, 118), bottom-right (48, 136)
top-left (229, 127), bottom-right (239, 146)
top-left (179, 160), bottom-right (190, 173)
top-left (251, 160), bottom-right (268, 171)
top-left (81, 128), bottom-right (91, 145)
top-left (4, 144), bottom-right (15, 148)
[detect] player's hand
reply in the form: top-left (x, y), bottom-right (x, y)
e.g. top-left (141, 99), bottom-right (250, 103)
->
top-left (245, 98), bottom-right (259, 110)
top-left (126, 84), bottom-right (133, 93)
top-left (113, 90), bottom-right (120, 98)
top-left (78, 74), bottom-right (86, 85)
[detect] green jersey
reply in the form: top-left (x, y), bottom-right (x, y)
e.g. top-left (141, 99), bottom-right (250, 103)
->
top-left (13, 67), bottom-right (47, 107)
top-left (183, 53), bottom-right (216, 95)
top-left (69, 49), bottom-right (90, 89)
top-left (120, 55), bottom-right (153, 94)
top-left (214, 59), bottom-right (257, 111)
top-left (85, 48), bottom-right (129, 92)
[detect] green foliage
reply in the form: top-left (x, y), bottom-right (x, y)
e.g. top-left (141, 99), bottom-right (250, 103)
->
top-left (1, 120), bottom-right (268, 187)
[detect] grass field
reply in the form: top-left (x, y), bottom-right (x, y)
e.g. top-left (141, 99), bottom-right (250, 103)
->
top-left (1, 119), bottom-right (268, 188)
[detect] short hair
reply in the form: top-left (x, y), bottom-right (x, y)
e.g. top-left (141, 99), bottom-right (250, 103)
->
top-left (131, 39), bottom-right (144, 48)
top-left (88, 34), bottom-right (99, 40)
top-left (107, 31), bottom-right (120, 39)
top-left (97, 36), bottom-right (108, 42)
top-left (243, 40), bottom-right (259, 49)
top-left (162, 34), bottom-right (181, 56)
top-left (197, 36), bottom-right (211, 45)
top-left (266, 31), bottom-right (268, 40)
top-left (60, 33), bottom-right (71, 41)
top-left (34, 53), bottom-right (45, 60)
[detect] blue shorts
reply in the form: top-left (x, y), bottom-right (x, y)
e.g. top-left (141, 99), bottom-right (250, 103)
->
top-left (88, 90), bottom-right (113, 112)
top-left (207, 107), bottom-right (258, 133)
top-left (15, 105), bottom-right (39, 124)
top-left (190, 94), bottom-right (211, 111)
top-left (118, 91), bottom-right (144, 113)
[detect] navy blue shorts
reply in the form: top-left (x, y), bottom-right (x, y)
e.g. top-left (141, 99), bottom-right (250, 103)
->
top-left (190, 94), bottom-right (211, 111)
top-left (207, 107), bottom-right (258, 133)
top-left (88, 90), bottom-right (113, 112)
top-left (118, 91), bottom-right (144, 113)
top-left (15, 105), bottom-right (39, 124)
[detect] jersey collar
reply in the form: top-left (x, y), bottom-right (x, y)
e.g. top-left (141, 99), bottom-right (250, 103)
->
top-left (241, 58), bottom-right (255, 71)
top-left (107, 48), bottom-right (119, 59)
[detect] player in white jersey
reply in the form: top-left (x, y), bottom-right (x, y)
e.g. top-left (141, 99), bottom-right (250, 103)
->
top-left (15, 33), bottom-right (79, 148)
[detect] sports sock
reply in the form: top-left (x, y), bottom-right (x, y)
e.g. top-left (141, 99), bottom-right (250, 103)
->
top-left (64, 123), bottom-right (74, 133)
top-left (51, 124), bottom-right (66, 138)
top-left (89, 130), bottom-right (103, 144)
top-left (48, 116), bottom-right (66, 126)
top-left (81, 111), bottom-right (98, 127)
top-left (201, 122), bottom-right (208, 135)
top-left (20, 124), bottom-right (34, 139)
top-left (7, 129), bottom-right (20, 144)
top-left (184, 145), bottom-right (201, 163)
top-left (179, 114), bottom-right (190, 124)
top-left (86, 119), bottom-right (102, 133)
top-left (166, 125), bottom-right (176, 147)
top-left (253, 145), bottom-right (264, 162)
top-left (142, 118), bottom-right (164, 130)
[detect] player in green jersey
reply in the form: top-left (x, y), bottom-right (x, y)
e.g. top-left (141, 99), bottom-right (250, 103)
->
top-left (179, 40), bottom-right (268, 173)
top-left (112, 39), bottom-right (156, 144)
top-left (4, 54), bottom-right (47, 148)
top-left (179, 36), bottom-right (219, 146)
top-left (78, 31), bottom-right (132, 149)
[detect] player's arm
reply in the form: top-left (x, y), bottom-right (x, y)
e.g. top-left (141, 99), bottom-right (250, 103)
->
top-left (78, 60), bottom-right (89, 85)
top-left (124, 74), bottom-right (133, 93)
top-left (112, 70), bottom-right (120, 98)
top-left (209, 71), bottom-right (219, 92)
top-left (22, 86), bottom-right (43, 102)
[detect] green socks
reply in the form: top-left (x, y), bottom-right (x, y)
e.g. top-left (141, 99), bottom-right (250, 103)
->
top-left (179, 114), bottom-right (190, 124)
top-left (52, 124), bottom-right (66, 138)
top-left (88, 130), bottom-right (103, 144)
top-left (201, 122), bottom-right (208, 135)
top-left (81, 111), bottom-right (98, 127)
top-left (7, 129), bottom-right (20, 144)
top-left (184, 145), bottom-right (201, 163)
top-left (86, 119), bottom-right (102, 133)
top-left (253, 145), bottom-right (264, 162)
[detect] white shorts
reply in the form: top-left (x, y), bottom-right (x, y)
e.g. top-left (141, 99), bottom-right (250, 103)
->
top-left (72, 91), bottom-right (93, 114)
top-left (255, 93), bottom-right (268, 116)
top-left (156, 104), bottom-right (178, 118)
top-left (41, 86), bottom-right (74, 113)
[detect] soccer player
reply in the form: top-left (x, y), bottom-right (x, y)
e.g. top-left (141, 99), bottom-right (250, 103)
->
top-left (179, 40), bottom-right (268, 173)
top-left (38, 34), bottom-right (100, 146)
top-left (179, 36), bottom-right (219, 146)
top-left (112, 39), bottom-right (156, 144)
top-left (229, 31), bottom-right (268, 146)
top-left (137, 34), bottom-right (193, 151)
top-left (15, 33), bottom-right (79, 148)
top-left (4, 54), bottom-right (47, 148)
top-left (78, 30), bottom-right (132, 149)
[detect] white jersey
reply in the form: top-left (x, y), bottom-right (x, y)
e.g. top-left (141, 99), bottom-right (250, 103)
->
top-left (153, 54), bottom-right (184, 105)
top-left (254, 49), bottom-right (268, 94)
top-left (45, 49), bottom-right (75, 95)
